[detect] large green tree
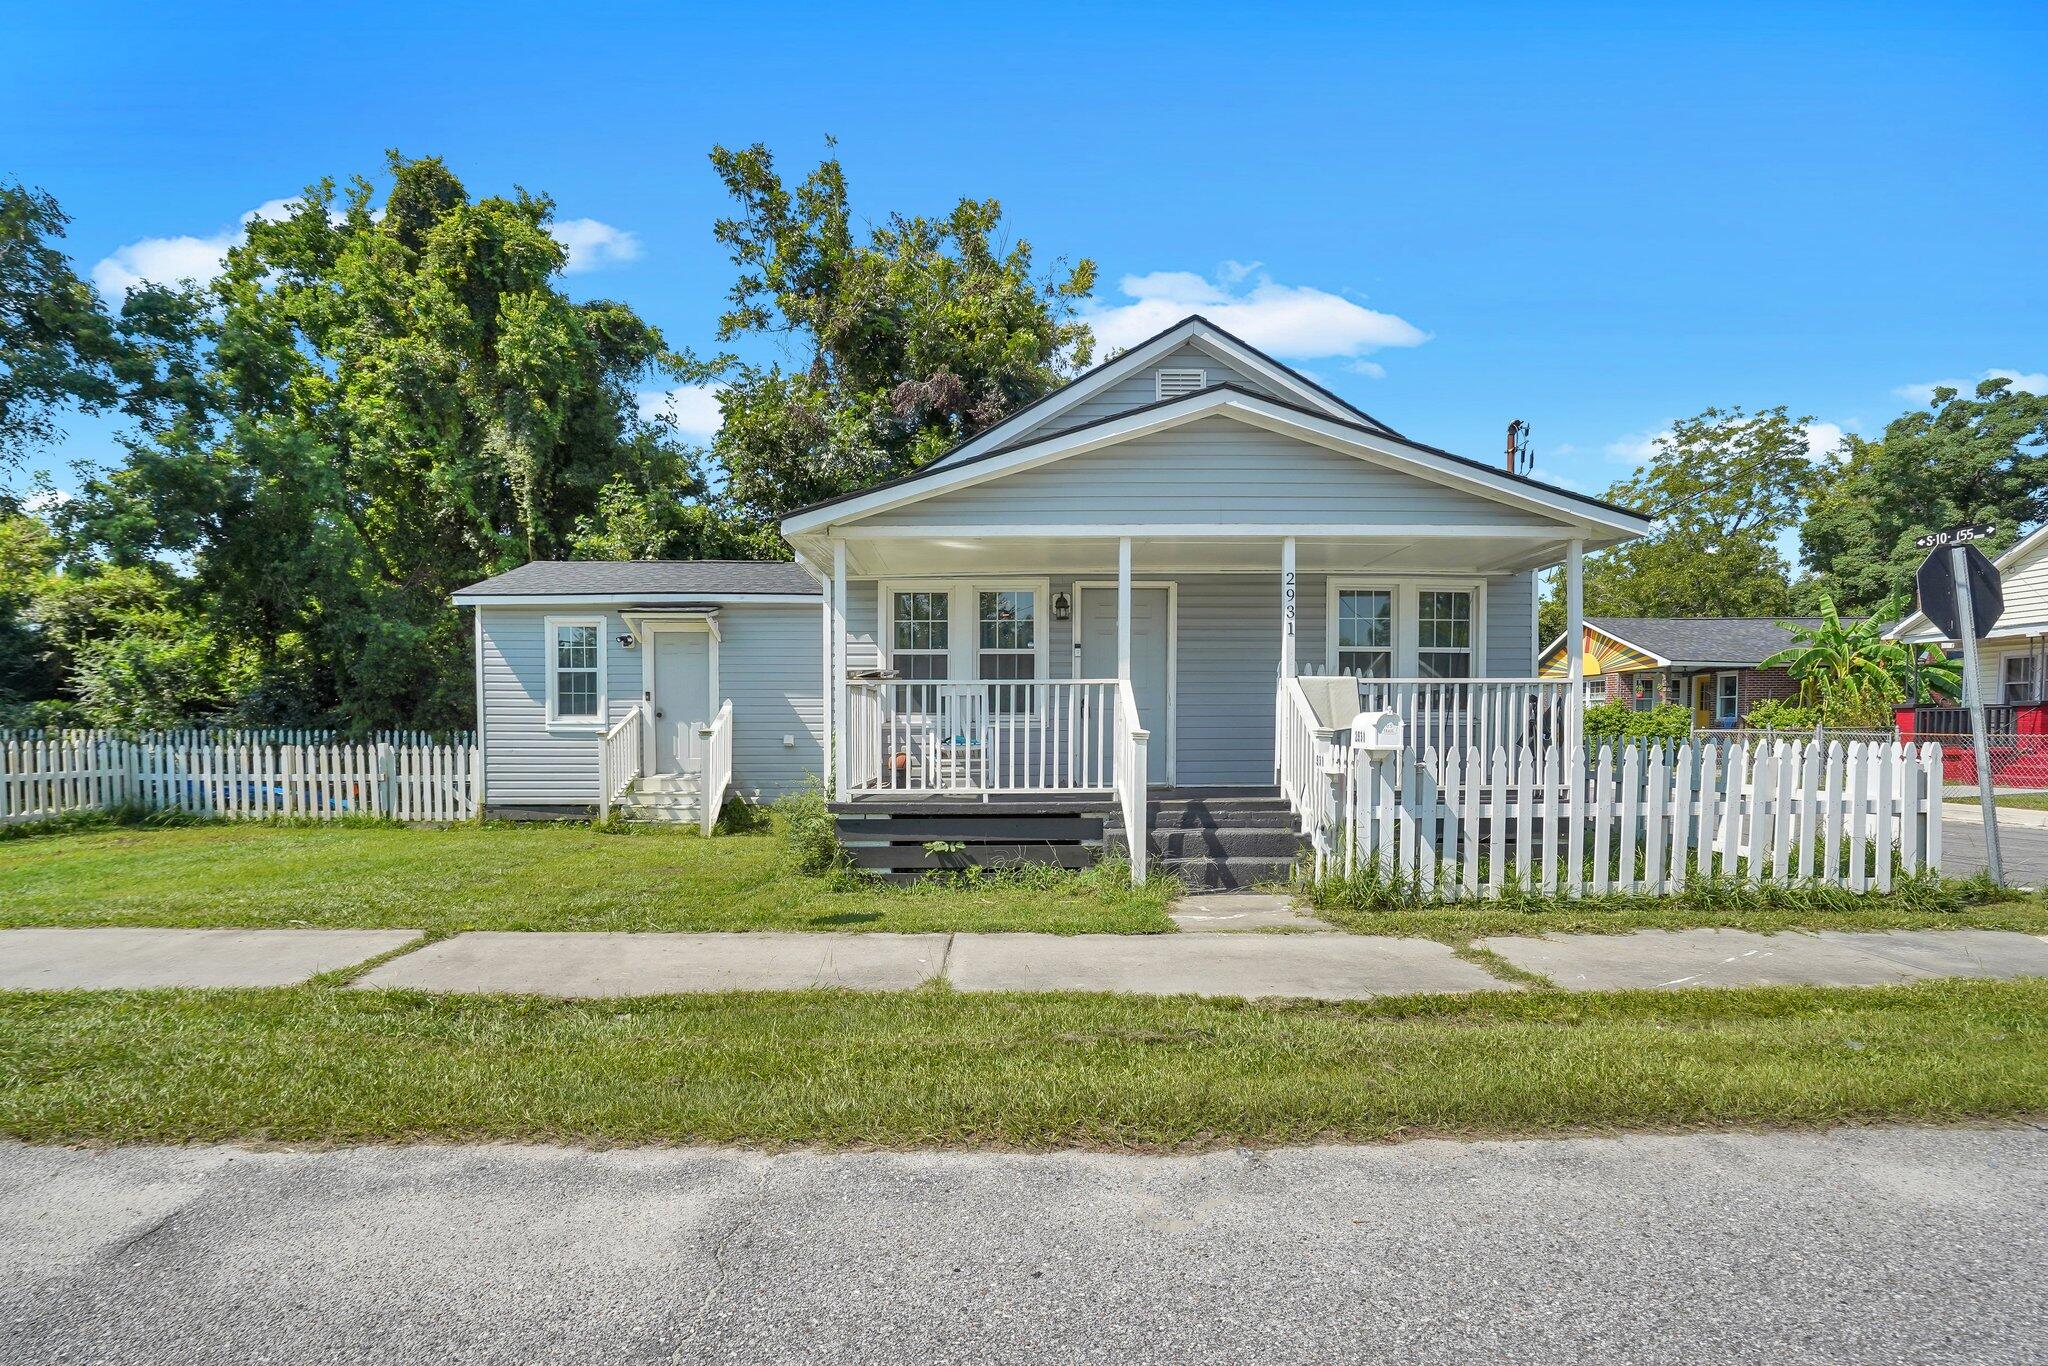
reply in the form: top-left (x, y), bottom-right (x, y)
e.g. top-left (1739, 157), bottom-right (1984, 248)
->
top-left (699, 143), bottom-right (1097, 536)
top-left (1800, 378), bottom-right (2048, 613)
top-left (63, 154), bottom-right (690, 729)
top-left (1540, 406), bottom-right (1816, 640)
top-left (0, 185), bottom-right (127, 471)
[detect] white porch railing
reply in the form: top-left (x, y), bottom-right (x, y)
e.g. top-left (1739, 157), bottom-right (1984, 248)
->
top-left (598, 706), bottom-right (643, 820)
top-left (843, 679), bottom-right (1122, 794)
top-left (1308, 673), bottom-right (1574, 762)
top-left (1113, 679), bottom-right (1149, 883)
top-left (1275, 675), bottom-right (1345, 869)
top-left (695, 700), bottom-right (733, 836)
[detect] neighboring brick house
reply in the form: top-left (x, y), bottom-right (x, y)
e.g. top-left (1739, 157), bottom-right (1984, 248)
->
top-left (1537, 617), bottom-right (1852, 729)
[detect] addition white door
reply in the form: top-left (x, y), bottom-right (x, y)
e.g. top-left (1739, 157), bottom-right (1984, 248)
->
top-left (650, 629), bottom-right (712, 774)
top-left (1078, 586), bottom-right (1172, 784)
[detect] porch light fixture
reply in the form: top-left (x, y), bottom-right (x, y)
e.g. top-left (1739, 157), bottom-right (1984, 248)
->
top-left (616, 632), bottom-right (638, 650)
top-left (1051, 591), bottom-right (1072, 623)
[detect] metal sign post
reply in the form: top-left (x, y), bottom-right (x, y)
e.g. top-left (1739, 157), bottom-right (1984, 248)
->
top-left (1948, 544), bottom-right (2002, 885)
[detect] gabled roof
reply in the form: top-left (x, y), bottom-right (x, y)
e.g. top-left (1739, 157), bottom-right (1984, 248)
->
top-left (1540, 617), bottom-right (1855, 672)
top-left (1887, 522), bottom-right (2048, 642)
top-left (781, 380), bottom-right (1650, 542)
top-left (915, 314), bottom-right (1401, 477)
top-left (453, 560), bottom-right (818, 605)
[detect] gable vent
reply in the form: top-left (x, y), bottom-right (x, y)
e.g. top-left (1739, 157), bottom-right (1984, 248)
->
top-left (1155, 368), bottom-right (1207, 401)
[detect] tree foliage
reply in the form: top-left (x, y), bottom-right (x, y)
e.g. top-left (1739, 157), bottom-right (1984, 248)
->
top-left (0, 185), bottom-right (129, 469)
top-left (58, 154), bottom-right (690, 729)
top-left (700, 143), bottom-right (1096, 535)
top-left (1759, 596), bottom-right (1956, 726)
top-left (1540, 406), bottom-right (1816, 640)
top-left (1800, 378), bottom-right (2048, 614)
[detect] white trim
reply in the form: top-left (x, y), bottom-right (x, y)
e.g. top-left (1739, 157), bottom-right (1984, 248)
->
top-left (542, 615), bottom-right (608, 732)
top-left (832, 523), bottom-right (1586, 540)
top-left (1154, 367), bottom-right (1206, 401)
top-left (1325, 576), bottom-right (1487, 678)
top-left (1324, 578), bottom-right (1399, 679)
top-left (472, 609), bottom-right (488, 808)
top-left (784, 389), bottom-right (1648, 542)
top-left (1073, 579), bottom-right (1179, 785)
top-left (876, 576), bottom-right (1053, 684)
top-left (453, 592), bottom-right (817, 607)
top-left (640, 620), bottom-right (720, 774)
top-left (1714, 670), bottom-right (1741, 724)
top-left (914, 317), bottom-right (1393, 478)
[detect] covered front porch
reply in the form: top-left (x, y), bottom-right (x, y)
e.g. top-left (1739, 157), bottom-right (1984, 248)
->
top-left (807, 528), bottom-right (1596, 804)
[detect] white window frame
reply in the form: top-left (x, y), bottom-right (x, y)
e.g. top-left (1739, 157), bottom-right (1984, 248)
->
top-left (2002, 653), bottom-right (2038, 705)
top-left (1715, 671), bottom-right (1740, 723)
top-left (1327, 582), bottom-right (1398, 679)
top-left (1413, 585), bottom-right (1479, 680)
top-left (1325, 578), bottom-right (1488, 677)
top-left (544, 614), bottom-right (608, 731)
top-left (884, 587), bottom-right (953, 683)
top-left (878, 578), bottom-right (1051, 688)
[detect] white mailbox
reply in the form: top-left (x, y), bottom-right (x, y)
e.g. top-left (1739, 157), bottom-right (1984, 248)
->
top-left (1349, 709), bottom-right (1404, 757)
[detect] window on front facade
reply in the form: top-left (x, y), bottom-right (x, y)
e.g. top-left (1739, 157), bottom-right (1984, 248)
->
top-left (1415, 590), bottom-right (1473, 679)
top-left (2004, 655), bottom-right (2039, 704)
top-left (890, 592), bottom-right (950, 680)
top-left (550, 622), bottom-right (601, 723)
top-left (1717, 672), bottom-right (1740, 722)
top-left (1632, 676), bottom-right (1655, 712)
top-left (978, 590), bottom-right (1037, 713)
top-left (1335, 589), bottom-right (1393, 678)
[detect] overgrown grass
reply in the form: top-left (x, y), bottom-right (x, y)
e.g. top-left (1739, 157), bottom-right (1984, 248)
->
top-left (0, 818), bottom-right (1175, 935)
top-left (1299, 856), bottom-right (2041, 940)
top-left (1, 979), bottom-right (2042, 1147)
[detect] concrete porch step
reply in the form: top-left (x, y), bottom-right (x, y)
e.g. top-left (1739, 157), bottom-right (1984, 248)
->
top-left (1163, 857), bottom-right (1299, 893)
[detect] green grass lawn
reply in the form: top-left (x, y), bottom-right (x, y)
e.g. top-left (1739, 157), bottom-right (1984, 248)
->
top-left (2, 980), bottom-right (2042, 1148)
top-left (0, 820), bottom-right (1174, 935)
top-left (1994, 793), bottom-right (2048, 811)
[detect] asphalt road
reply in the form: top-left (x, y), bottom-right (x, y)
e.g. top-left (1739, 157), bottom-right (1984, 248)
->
top-left (1943, 809), bottom-right (2048, 888)
top-left (3, 1126), bottom-right (2045, 1364)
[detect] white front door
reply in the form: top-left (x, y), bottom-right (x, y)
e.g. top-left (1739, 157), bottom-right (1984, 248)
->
top-left (1078, 586), bottom-right (1172, 784)
top-left (650, 629), bottom-right (711, 774)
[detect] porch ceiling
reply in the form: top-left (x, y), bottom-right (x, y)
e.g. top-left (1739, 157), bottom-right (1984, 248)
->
top-left (830, 530), bottom-right (1582, 578)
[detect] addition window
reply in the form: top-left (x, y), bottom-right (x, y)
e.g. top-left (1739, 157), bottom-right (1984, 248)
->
top-left (545, 617), bottom-right (605, 728)
top-left (2004, 655), bottom-right (2039, 704)
top-left (1334, 589), bottom-right (1393, 678)
top-left (1415, 590), bottom-right (1474, 679)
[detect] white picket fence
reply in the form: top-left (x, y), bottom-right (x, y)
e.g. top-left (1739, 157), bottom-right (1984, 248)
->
top-left (1320, 736), bottom-right (1944, 899)
top-left (1, 733), bottom-right (479, 825)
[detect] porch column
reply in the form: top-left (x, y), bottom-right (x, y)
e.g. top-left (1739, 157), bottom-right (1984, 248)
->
top-left (1279, 536), bottom-right (1298, 679)
top-left (1116, 537), bottom-right (1132, 681)
top-left (816, 557), bottom-right (833, 782)
top-left (1565, 538), bottom-right (1585, 757)
top-left (831, 538), bottom-right (849, 801)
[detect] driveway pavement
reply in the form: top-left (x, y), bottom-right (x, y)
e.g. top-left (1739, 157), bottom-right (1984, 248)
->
top-left (2, 1126), bottom-right (2043, 1364)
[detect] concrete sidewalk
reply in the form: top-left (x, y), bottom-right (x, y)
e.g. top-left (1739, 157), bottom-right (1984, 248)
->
top-left (5, 924), bottom-right (2047, 1001)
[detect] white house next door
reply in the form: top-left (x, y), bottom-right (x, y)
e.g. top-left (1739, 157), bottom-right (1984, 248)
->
top-left (1078, 586), bottom-right (1172, 784)
top-left (650, 629), bottom-right (711, 775)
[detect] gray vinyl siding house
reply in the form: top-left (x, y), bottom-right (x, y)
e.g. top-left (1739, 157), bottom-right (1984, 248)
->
top-left (454, 314), bottom-right (1643, 819)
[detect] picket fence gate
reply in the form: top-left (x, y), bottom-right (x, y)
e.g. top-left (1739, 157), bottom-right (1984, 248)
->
top-left (1322, 736), bottom-right (1943, 899)
top-left (1, 733), bottom-right (479, 825)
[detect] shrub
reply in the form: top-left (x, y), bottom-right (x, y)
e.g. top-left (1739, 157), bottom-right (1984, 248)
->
top-left (1584, 700), bottom-right (1692, 741)
top-left (776, 783), bottom-right (845, 876)
top-left (1745, 698), bottom-right (1820, 731)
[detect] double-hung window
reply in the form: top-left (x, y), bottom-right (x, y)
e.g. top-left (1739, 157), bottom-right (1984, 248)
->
top-left (889, 590), bottom-right (950, 712)
top-left (2004, 655), bottom-right (2039, 705)
top-left (977, 589), bottom-right (1038, 714)
top-left (1716, 672), bottom-right (1740, 724)
top-left (1415, 590), bottom-right (1474, 679)
top-left (1334, 589), bottom-right (1393, 678)
top-left (546, 618), bottom-right (604, 727)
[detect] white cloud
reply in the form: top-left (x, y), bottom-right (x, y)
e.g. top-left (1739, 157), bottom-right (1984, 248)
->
top-left (1895, 368), bottom-right (2048, 405)
top-left (1604, 428), bottom-right (1670, 464)
top-left (550, 218), bottom-right (642, 274)
top-left (1081, 266), bottom-right (1429, 361)
top-left (1345, 359), bottom-right (1387, 379)
top-left (636, 384), bottom-right (724, 439)
top-left (1803, 421), bottom-right (1851, 461)
top-left (90, 195), bottom-right (330, 298)
top-left (21, 489), bottom-right (72, 514)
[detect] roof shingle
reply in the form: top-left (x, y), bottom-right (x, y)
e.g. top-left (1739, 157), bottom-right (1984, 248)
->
top-left (454, 560), bottom-right (818, 599)
top-left (1587, 616), bottom-right (1855, 668)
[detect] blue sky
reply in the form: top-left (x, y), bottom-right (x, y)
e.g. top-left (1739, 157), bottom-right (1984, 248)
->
top-left (6, 0), bottom-right (2044, 507)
